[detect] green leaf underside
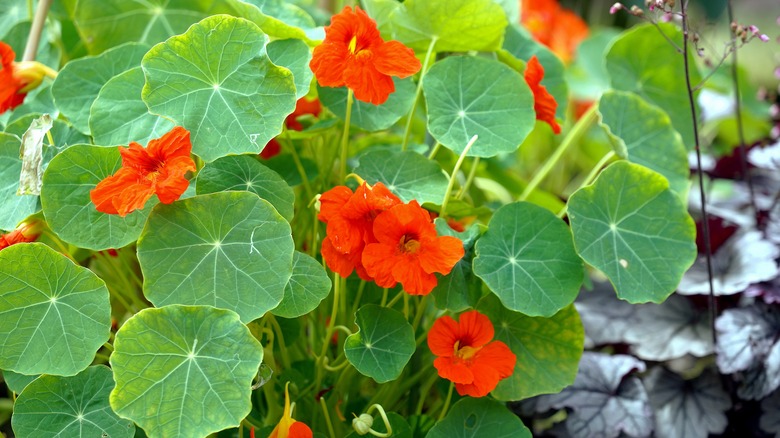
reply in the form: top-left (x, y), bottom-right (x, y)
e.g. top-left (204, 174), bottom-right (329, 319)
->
top-left (40, 144), bottom-right (155, 250)
top-left (267, 38), bottom-right (313, 99)
top-left (390, 0), bottom-right (508, 52)
top-left (355, 149), bottom-right (448, 205)
top-left (473, 202), bottom-right (584, 317)
top-left (317, 77), bottom-right (416, 132)
top-left (423, 56), bottom-right (536, 157)
top-left (141, 14), bottom-right (297, 162)
top-left (344, 305), bottom-right (415, 383)
top-left (12, 366), bottom-right (135, 438)
top-left (479, 295), bottom-right (584, 400)
top-left (272, 251), bottom-right (332, 318)
top-left (109, 305), bottom-right (263, 438)
top-left (0, 133), bottom-right (38, 231)
top-left (52, 42), bottom-right (149, 134)
top-left (0, 243), bottom-right (110, 376)
top-left (90, 67), bottom-right (175, 147)
top-left (137, 192), bottom-right (294, 323)
top-left (427, 397), bottom-right (532, 438)
top-left (598, 90), bottom-right (690, 196)
top-left (567, 161), bottom-right (697, 303)
top-left (196, 154), bottom-right (295, 222)
top-left (606, 23), bottom-right (701, 147)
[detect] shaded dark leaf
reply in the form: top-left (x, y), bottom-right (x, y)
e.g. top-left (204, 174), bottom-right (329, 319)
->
top-left (535, 353), bottom-right (653, 438)
top-left (623, 294), bottom-right (713, 361)
top-left (645, 367), bottom-right (731, 438)
top-left (746, 276), bottom-right (780, 305)
top-left (760, 390), bottom-right (780, 437)
top-left (575, 282), bottom-right (637, 348)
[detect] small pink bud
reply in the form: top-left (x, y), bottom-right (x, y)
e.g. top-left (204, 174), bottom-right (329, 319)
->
top-left (775, 67), bottom-right (780, 79)
top-left (748, 25), bottom-right (760, 34)
top-left (610, 2), bottom-right (623, 14)
top-left (760, 34), bottom-right (770, 42)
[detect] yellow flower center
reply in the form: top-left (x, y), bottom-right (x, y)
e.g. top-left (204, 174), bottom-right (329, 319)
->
top-left (348, 36), bottom-right (358, 54)
top-left (399, 234), bottom-right (420, 254)
top-left (453, 340), bottom-right (480, 361)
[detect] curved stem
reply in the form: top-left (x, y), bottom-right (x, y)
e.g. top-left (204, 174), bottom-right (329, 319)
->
top-left (437, 382), bottom-right (455, 421)
top-left (456, 157), bottom-right (480, 200)
top-left (681, 0), bottom-right (717, 346)
top-left (519, 105), bottom-right (599, 201)
top-left (319, 396), bottom-right (336, 438)
top-left (427, 142), bottom-right (442, 160)
top-left (339, 89), bottom-right (354, 182)
top-left (440, 135), bottom-right (478, 218)
top-left (401, 37), bottom-right (438, 151)
top-left (22, 0), bottom-right (52, 62)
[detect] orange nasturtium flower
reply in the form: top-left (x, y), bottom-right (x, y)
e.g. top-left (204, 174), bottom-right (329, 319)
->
top-left (0, 221), bottom-right (41, 251)
top-left (90, 127), bottom-right (196, 217)
top-left (520, 0), bottom-right (589, 64)
top-left (524, 56), bottom-right (561, 134)
top-left (270, 383), bottom-right (313, 438)
top-left (362, 201), bottom-right (464, 295)
top-left (0, 42), bottom-right (28, 114)
top-left (428, 310), bottom-right (517, 397)
top-left (318, 182), bottom-right (401, 280)
top-left (309, 6), bottom-right (421, 105)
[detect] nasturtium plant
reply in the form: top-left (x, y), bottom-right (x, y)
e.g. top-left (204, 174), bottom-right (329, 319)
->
top-left (1, 0), bottom-right (769, 435)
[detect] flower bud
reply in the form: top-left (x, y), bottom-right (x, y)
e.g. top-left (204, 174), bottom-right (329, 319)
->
top-left (13, 61), bottom-right (57, 93)
top-left (609, 2), bottom-right (623, 14)
top-left (352, 413), bottom-right (374, 435)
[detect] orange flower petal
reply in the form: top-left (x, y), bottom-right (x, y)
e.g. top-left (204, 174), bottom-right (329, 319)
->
top-left (524, 56), bottom-right (561, 134)
top-left (288, 422), bottom-right (314, 438)
top-left (361, 240), bottom-right (397, 288)
top-left (146, 126), bottom-right (193, 162)
top-left (419, 235), bottom-right (465, 275)
top-left (90, 168), bottom-right (146, 216)
top-left (0, 42), bottom-right (27, 114)
top-left (427, 315), bottom-right (461, 357)
top-left (310, 42), bottom-right (350, 87)
top-left (434, 356), bottom-right (474, 385)
top-left (454, 360), bottom-right (501, 397)
top-left (373, 40), bottom-right (421, 78)
top-left (476, 340), bottom-right (517, 379)
top-left (344, 56), bottom-right (396, 105)
top-left (318, 186), bottom-right (354, 223)
top-left (391, 256), bottom-right (438, 295)
top-left (261, 138), bottom-right (281, 159)
top-left (457, 310), bottom-right (495, 349)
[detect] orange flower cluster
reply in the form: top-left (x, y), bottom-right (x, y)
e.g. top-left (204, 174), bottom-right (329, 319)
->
top-left (90, 127), bottom-right (196, 217)
top-left (269, 383), bottom-right (312, 438)
top-left (319, 183), bottom-right (464, 295)
top-left (261, 97), bottom-right (322, 159)
top-left (310, 6), bottom-right (421, 105)
top-left (524, 55), bottom-right (561, 134)
top-left (0, 221), bottom-right (40, 251)
top-left (521, 0), bottom-right (589, 63)
top-left (428, 310), bottom-right (516, 397)
top-left (0, 42), bottom-right (27, 114)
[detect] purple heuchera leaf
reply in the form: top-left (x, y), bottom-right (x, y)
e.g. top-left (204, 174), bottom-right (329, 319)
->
top-left (575, 282), bottom-right (637, 348)
top-left (678, 231), bottom-right (779, 295)
top-left (535, 353), bottom-right (653, 438)
top-left (716, 304), bottom-right (780, 399)
top-left (645, 367), bottom-right (731, 438)
top-left (623, 294), bottom-right (713, 361)
top-left (745, 275), bottom-right (780, 304)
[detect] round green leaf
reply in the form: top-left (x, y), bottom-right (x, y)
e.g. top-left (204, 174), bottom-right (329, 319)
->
top-left (0, 0), bottom-right (28, 40)
top-left (423, 56), bottom-right (535, 157)
top-left (478, 294), bottom-right (584, 400)
top-left (354, 149), bottom-right (448, 204)
top-left (0, 133), bottom-right (38, 231)
top-left (606, 23), bottom-right (701, 147)
top-left (12, 366), bottom-right (135, 438)
top-left (503, 23), bottom-right (568, 119)
top-left (52, 42), bottom-right (149, 134)
top-left (317, 77), bottom-right (416, 132)
top-left (598, 90), bottom-right (690, 196)
top-left (110, 305), bottom-right (263, 438)
top-left (390, 0), bottom-right (508, 52)
top-left (0, 243), bottom-right (111, 376)
top-left (137, 192), bottom-right (294, 323)
top-left (344, 305), bottom-right (415, 383)
top-left (473, 202), bottom-right (584, 317)
top-left (3, 369), bottom-right (38, 393)
top-left (267, 38), bottom-right (313, 99)
top-left (567, 161), bottom-right (697, 303)
top-left (90, 67), bottom-right (175, 147)
top-left (40, 144), bottom-right (155, 250)
top-left (141, 15), bottom-right (297, 162)
top-left (427, 397), bottom-right (532, 438)
top-left (271, 251), bottom-right (332, 319)
top-left (196, 154), bottom-right (295, 222)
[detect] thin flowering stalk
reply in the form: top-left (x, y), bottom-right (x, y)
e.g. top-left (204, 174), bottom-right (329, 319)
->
top-left (401, 37), bottom-right (438, 151)
top-left (456, 157), bottom-right (480, 200)
top-left (440, 134), bottom-right (478, 218)
top-left (437, 382), bottom-right (455, 421)
top-left (319, 397), bottom-right (336, 438)
top-left (680, 0), bottom-right (717, 346)
top-left (22, 0), bottom-right (52, 62)
top-left (339, 89), bottom-right (354, 182)
top-left (520, 104), bottom-right (599, 201)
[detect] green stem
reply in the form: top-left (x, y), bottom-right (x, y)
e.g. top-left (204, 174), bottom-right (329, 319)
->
top-left (339, 89), bottom-right (354, 182)
top-left (440, 135), bottom-right (478, 218)
top-left (22, 0), bottom-right (52, 62)
top-left (412, 295), bottom-right (429, 332)
top-left (415, 373), bottom-right (439, 415)
top-left (282, 130), bottom-right (313, 201)
top-left (456, 157), bottom-right (480, 200)
top-left (267, 314), bottom-right (292, 370)
top-left (558, 150), bottom-right (616, 218)
top-left (385, 290), bottom-right (404, 308)
top-left (438, 382), bottom-right (455, 421)
top-left (319, 396), bottom-right (336, 438)
top-left (350, 280), bottom-right (366, 316)
top-left (427, 142), bottom-right (442, 160)
top-left (519, 104), bottom-right (599, 201)
top-left (401, 37), bottom-right (438, 151)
